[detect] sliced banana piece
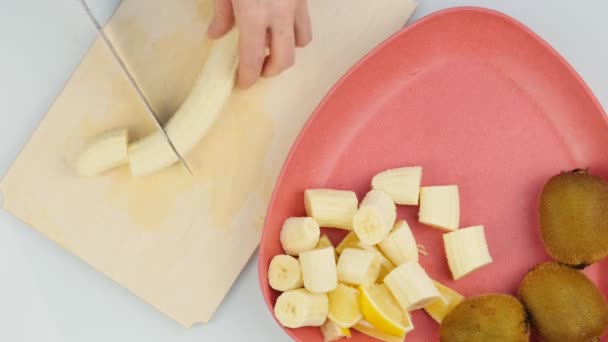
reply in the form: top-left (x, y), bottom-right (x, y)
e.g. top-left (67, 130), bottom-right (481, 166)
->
top-left (423, 280), bottom-right (465, 323)
top-left (268, 254), bottom-right (303, 292)
top-left (299, 247), bottom-right (338, 293)
top-left (443, 225), bottom-right (492, 280)
top-left (337, 248), bottom-right (381, 286)
top-left (75, 128), bottom-right (128, 176)
top-left (274, 289), bottom-right (328, 328)
top-left (320, 320), bottom-right (351, 341)
top-left (372, 166), bottom-right (422, 205)
top-left (384, 262), bottom-right (441, 311)
top-left (305, 189), bottom-right (358, 230)
top-left (128, 29), bottom-right (239, 176)
top-left (353, 190), bottom-right (396, 245)
top-left (327, 283), bottom-right (362, 328)
top-left (418, 185), bottom-right (460, 231)
top-left (335, 232), bottom-right (395, 282)
top-left (378, 220), bottom-right (419, 266)
top-left (280, 217), bottom-right (320, 256)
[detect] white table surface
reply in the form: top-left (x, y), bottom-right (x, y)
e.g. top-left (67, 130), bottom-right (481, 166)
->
top-left (0, 1), bottom-right (607, 341)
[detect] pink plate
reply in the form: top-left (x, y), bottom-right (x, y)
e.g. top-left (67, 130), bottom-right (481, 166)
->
top-left (258, 7), bottom-right (608, 342)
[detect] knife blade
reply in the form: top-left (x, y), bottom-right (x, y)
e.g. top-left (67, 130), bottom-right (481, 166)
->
top-left (76, 0), bottom-right (193, 175)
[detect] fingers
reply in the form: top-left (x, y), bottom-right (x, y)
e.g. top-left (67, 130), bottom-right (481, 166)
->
top-left (207, 0), bottom-right (235, 39)
top-left (263, 20), bottom-right (296, 78)
top-left (235, 15), bottom-right (268, 88)
top-left (294, 0), bottom-right (312, 47)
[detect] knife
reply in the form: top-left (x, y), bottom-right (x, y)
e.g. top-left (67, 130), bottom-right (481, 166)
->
top-left (76, 0), bottom-right (193, 175)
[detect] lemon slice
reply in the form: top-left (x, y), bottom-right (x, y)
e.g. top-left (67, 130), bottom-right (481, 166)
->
top-left (353, 320), bottom-right (406, 342)
top-left (359, 284), bottom-right (414, 336)
top-left (328, 284), bottom-right (362, 328)
top-left (424, 280), bottom-right (465, 323)
top-left (320, 320), bottom-right (351, 341)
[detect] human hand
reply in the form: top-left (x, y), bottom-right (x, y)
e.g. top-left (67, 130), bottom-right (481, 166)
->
top-left (207, 0), bottom-right (312, 89)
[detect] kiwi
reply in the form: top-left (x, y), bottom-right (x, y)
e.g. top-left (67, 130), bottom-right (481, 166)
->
top-left (518, 262), bottom-right (608, 342)
top-left (440, 294), bottom-right (529, 342)
top-left (539, 169), bottom-right (608, 266)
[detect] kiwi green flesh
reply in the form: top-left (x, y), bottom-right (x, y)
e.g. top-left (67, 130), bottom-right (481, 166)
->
top-left (539, 170), bottom-right (608, 266)
top-left (440, 294), bottom-right (529, 342)
top-left (518, 262), bottom-right (608, 342)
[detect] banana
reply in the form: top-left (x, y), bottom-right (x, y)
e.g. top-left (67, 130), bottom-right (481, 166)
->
top-left (384, 262), bottom-right (441, 311)
top-left (274, 289), bottom-right (328, 328)
top-left (75, 128), bottom-right (128, 176)
top-left (423, 280), bottom-right (464, 323)
top-left (128, 29), bottom-right (239, 176)
top-left (418, 185), bottom-right (460, 231)
top-left (327, 283), bottom-right (362, 328)
top-left (305, 189), bottom-right (358, 230)
top-left (299, 247), bottom-right (338, 293)
top-left (337, 248), bottom-right (381, 286)
top-left (320, 320), bottom-right (351, 341)
top-left (353, 190), bottom-right (396, 245)
top-left (443, 225), bottom-right (492, 280)
top-left (268, 254), bottom-right (303, 292)
top-left (280, 217), bottom-right (320, 256)
top-left (378, 220), bottom-right (419, 266)
top-left (371, 166), bottom-right (422, 205)
top-left (335, 232), bottom-right (395, 282)
top-left (353, 320), bottom-right (405, 342)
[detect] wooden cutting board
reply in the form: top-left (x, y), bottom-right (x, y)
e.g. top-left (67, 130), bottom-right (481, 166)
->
top-left (0, 0), bottom-right (416, 327)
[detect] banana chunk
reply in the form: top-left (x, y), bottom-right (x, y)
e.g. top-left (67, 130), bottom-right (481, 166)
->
top-left (378, 220), bottom-right (419, 266)
top-left (305, 189), bottom-right (358, 230)
top-left (268, 254), bottom-right (303, 292)
top-left (76, 128), bottom-right (128, 176)
top-left (274, 289), bottom-right (328, 328)
top-left (384, 262), bottom-right (441, 311)
top-left (335, 232), bottom-right (395, 282)
top-left (353, 190), bottom-right (396, 245)
top-left (299, 247), bottom-right (338, 293)
top-left (418, 185), bottom-right (460, 231)
top-left (423, 280), bottom-right (465, 323)
top-left (280, 217), bottom-right (320, 256)
top-left (337, 248), bottom-right (381, 286)
top-left (372, 166), bottom-right (422, 205)
top-left (443, 225), bottom-right (492, 280)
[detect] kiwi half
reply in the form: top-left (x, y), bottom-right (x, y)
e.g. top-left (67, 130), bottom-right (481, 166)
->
top-left (440, 294), bottom-right (529, 342)
top-left (518, 262), bottom-right (608, 342)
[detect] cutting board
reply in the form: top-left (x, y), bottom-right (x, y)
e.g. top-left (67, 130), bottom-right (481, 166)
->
top-left (0, 0), bottom-right (416, 327)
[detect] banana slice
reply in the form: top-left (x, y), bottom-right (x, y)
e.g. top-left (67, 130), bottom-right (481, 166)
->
top-left (305, 189), bottom-right (359, 230)
top-left (320, 320), bottom-right (351, 341)
top-left (337, 248), bottom-right (381, 286)
top-left (268, 254), bottom-right (303, 292)
top-left (299, 247), bottom-right (338, 293)
top-left (335, 232), bottom-right (395, 282)
top-left (384, 262), bottom-right (441, 311)
top-left (328, 283), bottom-right (362, 328)
top-left (372, 166), bottom-right (422, 205)
top-left (378, 220), bottom-right (419, 266)
top-left (423, 280), bottom-right (464, 323)
top-left (353, 320), bottom-right (406, 342)
top-left (75, 128), bottom-right (128, 176)
top-left (418, 185), bottom-right (460, 231)
top-left (353, 190), bottom-right (396, 245)
top-left (274, 289), bottom-right (328, 328)
top-left (128, 29), bottom-right (239, 176)
top-left (280, 217), bottom-right (320, 256)
top-left (443, 225), bottom-right (492, 280)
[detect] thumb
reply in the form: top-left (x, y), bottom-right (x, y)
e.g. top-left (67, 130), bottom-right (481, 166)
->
top-left (207, 0), bottom-right (235, 39)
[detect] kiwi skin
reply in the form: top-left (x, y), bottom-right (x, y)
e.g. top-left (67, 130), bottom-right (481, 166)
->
top-left (518, 262), bottom-right (608, 342)
top-left (539, 169), bottom-right (608, 267)
top-left (440, 294), bottom-right (529, 342)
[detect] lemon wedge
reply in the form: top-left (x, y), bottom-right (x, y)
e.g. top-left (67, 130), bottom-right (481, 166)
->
top-left (359, 284), bottom-right (413, 337)
top-left (353, 320), bottom-right (406, 342)
top-left (423, 280), bottom-right (464, 323)
top-left (320, 320), bottom-right (351, 341)
top-left (328, 284), bottom-right (362, 328)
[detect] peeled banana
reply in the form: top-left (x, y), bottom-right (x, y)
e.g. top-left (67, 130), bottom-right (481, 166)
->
top-left (268, 254), bottom-right (303, 292)
top-left (353, 190), bottom-right (396, 245)
top-left (75, 128), bottom-right (128, 176)
top-left (371, 166), bottom-right (422, 205)
top-left (327, 283), bottom-right (362, 328)
top-left (320, 320), bottom-right (351, 341)
top-left (305, 189), bottom-right (359, 230)
top-left (443, 225), bottom-right (492, 280)
top-left (423, 280), bottom-right (464, 323)
top-left (128, 29), bottom-right (239, 176)
top-left (418, 185), bottom-right (460, 231)
top-left (337, 248), bottom-right (381, 286)
top-left (378, 220), bottom-right (419, 266)
top-left (299, 247), bottom-right (338, 293)
top-left (280, 217), bottom-right (320, 256)
top-left (335, 232), bottom-right (394, 282)
top-left (384, 262), bottom-right (441, 311)
top-left (274, 289), bottom-right (328, 328)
